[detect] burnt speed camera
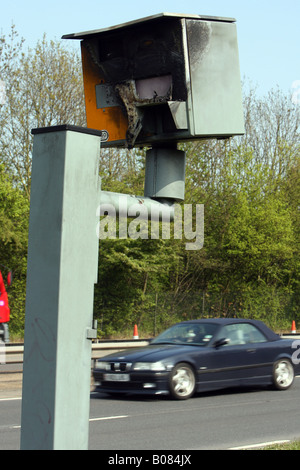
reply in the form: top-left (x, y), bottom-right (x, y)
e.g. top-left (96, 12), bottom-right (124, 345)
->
top-left (63, 13), bottom-right (244, 149)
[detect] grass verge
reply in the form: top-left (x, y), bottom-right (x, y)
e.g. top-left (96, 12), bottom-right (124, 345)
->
top-left (261, 440), bottom-right (300, 450)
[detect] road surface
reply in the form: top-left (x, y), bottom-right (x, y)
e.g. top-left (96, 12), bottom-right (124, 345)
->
top-left (1, 377), bottom-right (300, 450)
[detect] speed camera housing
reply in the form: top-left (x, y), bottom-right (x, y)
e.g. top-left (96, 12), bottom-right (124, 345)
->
top-left (63, 13), bottom-right (245, 149)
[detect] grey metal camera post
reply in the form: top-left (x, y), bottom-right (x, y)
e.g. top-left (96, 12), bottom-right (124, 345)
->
top-left (20, 126), bottom-right (101, 449)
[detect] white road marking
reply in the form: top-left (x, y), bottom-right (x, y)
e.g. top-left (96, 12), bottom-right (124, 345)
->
top-left (89, 415), bottom-right (129, 422)
top-left (0, 397), bottom-right (21, 402)
top-left (228, 440), bottom-right (291, 450)
top-left (1, 414), bottom-right (129, 431)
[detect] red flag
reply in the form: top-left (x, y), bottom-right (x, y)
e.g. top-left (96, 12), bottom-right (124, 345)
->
top-left (0, 271), bottom-right (10, 323)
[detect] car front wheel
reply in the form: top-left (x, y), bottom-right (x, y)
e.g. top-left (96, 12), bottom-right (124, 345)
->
top-left (169, 363), bottom-right (196, 400)
top-left (272, 359), bottom-right (294, 390)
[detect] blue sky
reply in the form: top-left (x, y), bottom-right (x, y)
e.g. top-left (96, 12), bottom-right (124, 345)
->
top-left (1, 0), bottom-right (299, 96)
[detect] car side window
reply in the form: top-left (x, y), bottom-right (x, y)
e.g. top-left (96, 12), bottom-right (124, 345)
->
top-left (221, 323), bottom-right (267, 346)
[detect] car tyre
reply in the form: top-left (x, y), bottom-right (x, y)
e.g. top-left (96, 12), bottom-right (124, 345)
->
top-left (169, 363), bottom-right (196, 400)
top-left (272, 359), bottom-right (294, 390)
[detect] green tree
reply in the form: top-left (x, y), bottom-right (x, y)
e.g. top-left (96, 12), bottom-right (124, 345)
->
top-left (180, 84), bottom-right (299, 327)
top-left (0, 35), bottom-right (85, 196)
top-left (0, 164), bottom-right (29, 336)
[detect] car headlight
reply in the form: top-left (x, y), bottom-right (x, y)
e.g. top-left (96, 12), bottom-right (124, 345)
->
top-left (95, 361), bottom-right (111, 370)
top-left (133, 361), bottom-right (167, 371)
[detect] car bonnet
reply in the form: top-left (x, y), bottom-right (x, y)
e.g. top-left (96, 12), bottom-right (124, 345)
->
top-left (97, 343), bottom-right (206, 364)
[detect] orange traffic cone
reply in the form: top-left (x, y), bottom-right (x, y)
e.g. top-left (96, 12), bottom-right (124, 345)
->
top-left (291, 321), bottom-right (297, 334)
top-left (133, 324), bottom-right (139, 339)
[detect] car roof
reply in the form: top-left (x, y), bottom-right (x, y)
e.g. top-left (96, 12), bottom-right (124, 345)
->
top-left (178, 318), bottom-right (279, 341)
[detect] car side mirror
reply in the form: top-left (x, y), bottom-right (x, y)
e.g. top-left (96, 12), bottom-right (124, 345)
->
top-left (214, 338), bottom-right (230, 348)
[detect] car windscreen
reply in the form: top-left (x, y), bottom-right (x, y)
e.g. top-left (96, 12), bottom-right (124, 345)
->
top-left (152, 323), bottom-right (218, 347)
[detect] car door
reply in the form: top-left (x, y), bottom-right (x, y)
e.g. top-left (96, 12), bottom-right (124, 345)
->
top-left (197, 322), bottom-right (269, 389)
